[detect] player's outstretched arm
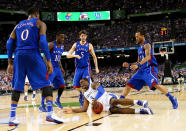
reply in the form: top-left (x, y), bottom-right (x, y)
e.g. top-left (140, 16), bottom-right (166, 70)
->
top-left (89, 43), bottom-right (99, 74)
top-left (6, 25), bottom-right (17, 76)
top-left (66, 43), bottom-right (81, 59)
top-left (63, 98), bottom-right (89, 113)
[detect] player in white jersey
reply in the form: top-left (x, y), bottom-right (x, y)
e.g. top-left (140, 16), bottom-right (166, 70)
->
top-left (24, 76), bottom-right (36, 101)
top-left (63, 78), bottom-right (153, 114)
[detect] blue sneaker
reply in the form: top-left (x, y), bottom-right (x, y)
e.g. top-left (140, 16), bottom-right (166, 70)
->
top-left (137, 100), bottom-right (148, 108)
top-left (140, 108), bottom-right (153, 115)
top-left (39, 105), bottom-right (47, 112)
top-left (171, 97), bottom-right (178, 109)
top-left (24, 95), bottom-right (28, 101)
top-left (46, 113), bottom-right (63, 124)
top-left (9, 118), bottom-right (19, 126)
top-left (55, 100), bottom-right (63, 109)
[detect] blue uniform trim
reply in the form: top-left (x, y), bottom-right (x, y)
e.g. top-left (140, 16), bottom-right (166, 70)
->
top-left (95, 86), bottom-right (105, 100)
top-left (40, 35), bottom-right (51, 61)
top-left (6, 38), bottom-right (15, 59)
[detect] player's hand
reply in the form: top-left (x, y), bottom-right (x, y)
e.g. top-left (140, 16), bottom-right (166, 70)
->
top-left (92, 99), bottom-right (97, 106)
top-left (75, 55), bottom-right (81, 59)
top-left (7, 64), bottom-right (13, 77)
top-left (63, 106), bottom-right (73, 114)
top-left (131, 64), bottom-right (138, 71)
top-left (46, 60), bottom-right (53, 75)
top-left (95, 68), bottom-right (99, 74)
top-left (122, 62), bottom-right (129, 67)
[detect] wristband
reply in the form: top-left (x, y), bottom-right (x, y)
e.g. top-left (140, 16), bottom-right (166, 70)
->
top-left (137, 63), bottom-right (141, 67)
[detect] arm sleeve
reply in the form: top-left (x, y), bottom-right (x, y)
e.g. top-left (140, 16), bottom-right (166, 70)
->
top-left (95, 86), bottom-right (105, 100)
top-left (40, 35), bottom-right (51, 61)
top-left (6, 38), bottom-right (15, 59)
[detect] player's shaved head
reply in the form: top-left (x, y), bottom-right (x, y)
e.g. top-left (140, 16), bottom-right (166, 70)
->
top-left (27, 7), bottom-right (40, 16)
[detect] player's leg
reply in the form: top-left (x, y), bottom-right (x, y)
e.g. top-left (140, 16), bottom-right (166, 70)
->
top-left (73, 68), bottom-right (84, 107)
top-left (9, 90), bottom-right (21, 126)
top-left (9, 54), bottom-right (26, 126)
top-left (145, 66), bottom-right (178, 109)
top-left (109, 106), bottom-right (153, 115)
top-left (154, 84), bottom-right (178, 109)
top-left (110, 97), bottom-right (148, 108)
top-left (120, 71), bottom-right (144, 99)
top-left (24, 83), bottom-right (29, 101)
top-left (32, 89), bottom-right (36, 101)
top-left (27, 52), bottom-right (63, 123)
top-left (53, 68), bottom-right (65, 109)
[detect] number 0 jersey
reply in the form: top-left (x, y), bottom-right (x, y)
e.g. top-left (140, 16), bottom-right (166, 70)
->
top-left (15, 18), bottom-right (39, 50)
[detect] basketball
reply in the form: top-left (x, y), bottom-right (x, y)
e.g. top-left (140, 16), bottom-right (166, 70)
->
top-left (92, 101), bottom-right (103, 114)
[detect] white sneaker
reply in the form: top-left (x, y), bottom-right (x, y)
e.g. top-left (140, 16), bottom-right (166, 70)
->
top-left (9, 118), bottom-right (19, 126)
top-left (46, 113), bottom-right (63, 124)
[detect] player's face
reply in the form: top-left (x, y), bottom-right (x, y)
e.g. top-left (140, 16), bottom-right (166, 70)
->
top-left (135, 32), bottom-right (143, 43)
top-left (57, 34), bottom-right (65, 43)
top-left (80, 34), bottom-right (87, 42)
top-left (80, 80), bottom-right (89, 90)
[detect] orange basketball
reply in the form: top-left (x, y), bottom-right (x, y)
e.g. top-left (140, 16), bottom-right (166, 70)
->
top-left (92, 101), bottom-right (103, 114)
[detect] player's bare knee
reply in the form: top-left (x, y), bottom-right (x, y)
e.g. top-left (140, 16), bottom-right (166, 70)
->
top-left (11, 90), bottom-right (21, 102)
top-left (42, 86), bottom-right (53, 97)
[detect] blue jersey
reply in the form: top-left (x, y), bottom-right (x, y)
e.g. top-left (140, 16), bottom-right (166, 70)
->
top-left (138, 41), bottom-right (157, 69)
top-left (75, 41), bottom-right (90, 68)
top-left (15, 18), bottom-right (39, 50)
top-left (50, 41), bottom-right (64, 68)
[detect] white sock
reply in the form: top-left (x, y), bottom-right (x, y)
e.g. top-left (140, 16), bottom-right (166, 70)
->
top-left (25, 92), bottom-right (28, 96)
top-left (133, 100), bottom-right (138, 105)
top-left (135, 108), bottom-right (140, 114)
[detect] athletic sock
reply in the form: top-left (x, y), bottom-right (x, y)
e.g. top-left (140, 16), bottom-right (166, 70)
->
top-left (46, 100), bottom-right (53, 116)
top-left (24, 92), bottom-right (28, 96)
top-left (135, 108), bottom-right (140, 114)
top-left (120, 95), bottom-right (125, 99)
top-left (166, 92), bottom-right (174, 101)
top-left (133, 100), bottom-right (138, 105)
top-left (10, 104), bottom-right (17, 121)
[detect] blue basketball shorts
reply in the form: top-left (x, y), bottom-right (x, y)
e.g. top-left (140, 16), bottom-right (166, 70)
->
top-left (73, 66), bottom-right (91, 88)
top-left (127, 66), bottom-right (159, 91)
top-left (49, 67), bottom-right (65, 88)
top-left (12, 50), bottom-right (50, 91)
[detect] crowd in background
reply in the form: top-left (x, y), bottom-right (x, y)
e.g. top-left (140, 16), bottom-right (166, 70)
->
top-left (1, 19), bottom-right (185, 54)
top-left (0, 0), bottom-right (185, 13)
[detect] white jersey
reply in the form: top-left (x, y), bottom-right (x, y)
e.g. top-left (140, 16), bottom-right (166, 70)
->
top-left (84, 86), bottom-right (118, 112)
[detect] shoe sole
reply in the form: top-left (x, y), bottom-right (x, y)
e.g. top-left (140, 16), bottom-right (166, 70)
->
top-left (46, 118), bottom-right (63, 124)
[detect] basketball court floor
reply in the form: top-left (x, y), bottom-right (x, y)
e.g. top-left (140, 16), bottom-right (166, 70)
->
top-left (0, 84), bottom-right (186, 131)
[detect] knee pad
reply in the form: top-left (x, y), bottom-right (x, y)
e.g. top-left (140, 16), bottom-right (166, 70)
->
top-left (11, 90), bottom-right (21, 102)
top-left (42, 86), bottom-right (53, 97)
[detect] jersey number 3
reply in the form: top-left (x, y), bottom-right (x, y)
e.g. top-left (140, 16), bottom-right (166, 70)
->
top-left (21, 29), bottom-right (29, 41)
